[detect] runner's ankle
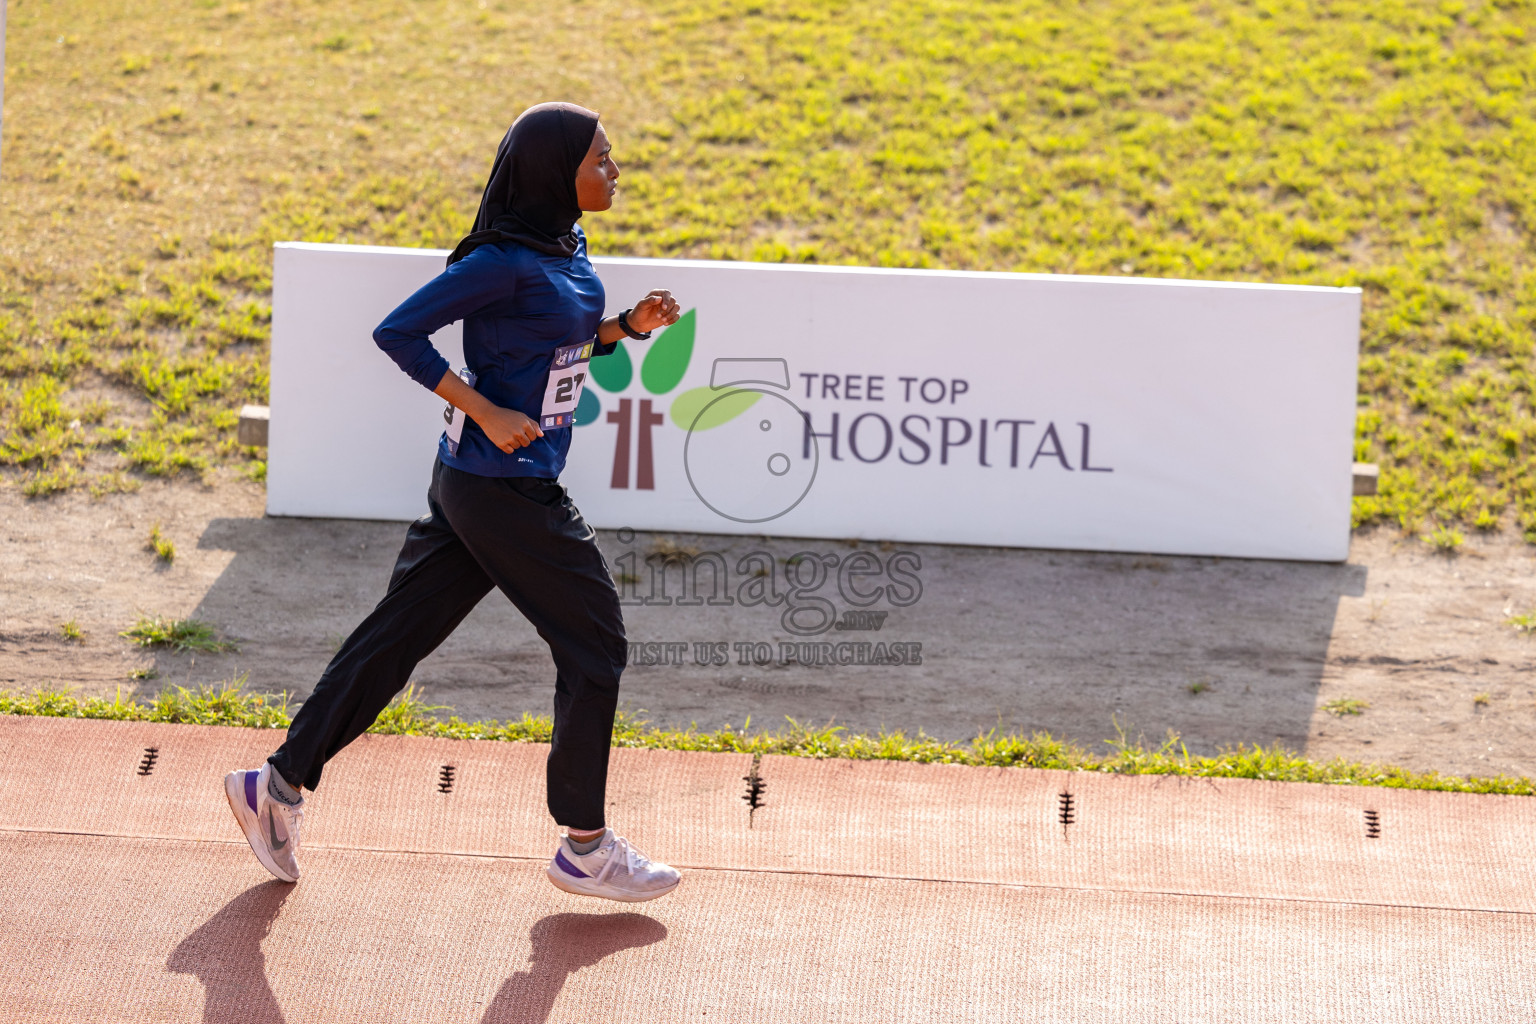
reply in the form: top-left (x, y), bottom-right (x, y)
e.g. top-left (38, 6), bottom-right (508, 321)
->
top-left (566, 827), bottom-right (606, 854)
top-left (268, 767), bottom-right (303, 805)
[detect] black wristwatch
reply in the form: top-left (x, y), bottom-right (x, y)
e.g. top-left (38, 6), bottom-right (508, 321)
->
top-left (616, 307), bottom-right (652, 341)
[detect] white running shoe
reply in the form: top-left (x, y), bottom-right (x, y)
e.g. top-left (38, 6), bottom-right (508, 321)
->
top-left (546, 829), bottom-right (681, 903)
top-left (224, 763), bottom-right (304, 883)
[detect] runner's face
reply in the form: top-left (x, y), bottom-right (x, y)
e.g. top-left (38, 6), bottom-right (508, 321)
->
top-left (574, 125), bottom-right (618, 212)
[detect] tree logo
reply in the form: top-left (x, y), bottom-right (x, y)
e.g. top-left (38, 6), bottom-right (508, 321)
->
top-left (576, 310), bottom-right (818, 522)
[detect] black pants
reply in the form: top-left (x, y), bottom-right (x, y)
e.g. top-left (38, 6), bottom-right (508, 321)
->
top-left (268, 458), bottom-right (627, 830)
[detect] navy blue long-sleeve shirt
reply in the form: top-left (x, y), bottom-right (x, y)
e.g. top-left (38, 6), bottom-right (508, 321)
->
top-left (373, 227), bottom-right (613, 478)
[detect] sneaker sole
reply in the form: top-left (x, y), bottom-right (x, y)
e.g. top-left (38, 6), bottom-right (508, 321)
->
top-left (545, 863), bottom-right (680, 903)
top-left (224, 772), bottom-right (298, 884)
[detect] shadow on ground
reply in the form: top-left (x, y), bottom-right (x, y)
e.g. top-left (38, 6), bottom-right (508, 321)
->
top-left (481, 913), bottom-right (667, 1024)
top-left (167, 880), bottom-right (292, 1024)
top-left (166, 885), bottom-right (663, 1024)
top-left (177, 516), bottom-right (1367, 756)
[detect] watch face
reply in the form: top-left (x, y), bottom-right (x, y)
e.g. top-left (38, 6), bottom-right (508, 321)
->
top-left (683, 387), bottom-right (818, 523)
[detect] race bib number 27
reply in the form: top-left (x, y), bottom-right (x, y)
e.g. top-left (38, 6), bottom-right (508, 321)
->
top-left (540, 340), bottom-right (594, 430)
top-left (443, 367), bottom-right (477, 456)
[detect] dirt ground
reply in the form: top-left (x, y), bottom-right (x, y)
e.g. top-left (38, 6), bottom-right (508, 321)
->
top-left (2, 478), bottom-right (1533, 779)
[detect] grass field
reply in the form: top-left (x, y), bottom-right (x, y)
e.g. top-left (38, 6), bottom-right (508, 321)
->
top-left (2, 0), bottom-right (1534, 539)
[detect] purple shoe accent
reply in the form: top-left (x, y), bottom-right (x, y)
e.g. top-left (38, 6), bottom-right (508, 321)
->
top-left (554, 849), bottom-right (590, 879)
top-left (244, 771), bottom-right (259, 813)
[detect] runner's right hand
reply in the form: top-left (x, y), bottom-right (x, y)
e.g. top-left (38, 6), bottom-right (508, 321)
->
top-left (478, 406), bottom-right (544, 452)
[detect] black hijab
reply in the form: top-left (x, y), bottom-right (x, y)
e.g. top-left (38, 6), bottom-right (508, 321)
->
top-left (446, 102), bottom-right (601, 266)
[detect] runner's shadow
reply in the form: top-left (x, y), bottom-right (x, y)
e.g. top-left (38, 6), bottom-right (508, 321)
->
top-left (168, 880), bottom-right (292, 1024)
top-left (481, 912), bottom-right (668, 1024)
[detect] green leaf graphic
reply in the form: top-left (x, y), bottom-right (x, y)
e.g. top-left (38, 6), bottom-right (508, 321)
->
top-left (641, 308), bottom-right (695, 395)
top-left (573, 387), bottom-right (601, 426)
top-left (670, 386), bottom-right (761, 432)
top-left (589, 339), bottom-right (631, 392)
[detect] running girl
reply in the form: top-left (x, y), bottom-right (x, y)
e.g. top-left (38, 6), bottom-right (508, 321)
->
top-left (225, 102), bottom-right (682, 903)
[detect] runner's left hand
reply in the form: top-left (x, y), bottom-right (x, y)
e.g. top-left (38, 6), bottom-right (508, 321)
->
top-left (629, 289), bottom-right (681, 334)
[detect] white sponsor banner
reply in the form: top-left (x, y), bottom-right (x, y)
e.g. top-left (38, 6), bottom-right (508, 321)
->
top-left (269, 242), bottom-right (1361, 561)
